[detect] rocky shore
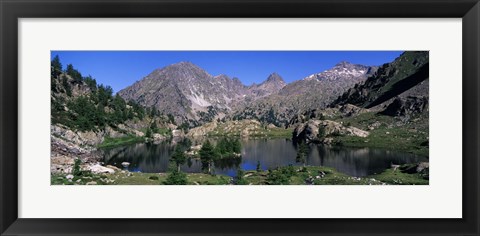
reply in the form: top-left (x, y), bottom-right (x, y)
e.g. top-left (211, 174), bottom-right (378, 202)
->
top-left (292, 119), bottom-right (370, 144)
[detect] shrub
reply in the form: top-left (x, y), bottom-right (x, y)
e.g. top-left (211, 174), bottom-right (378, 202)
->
top-left (164, 170), bottom-right (187, 185)
top-left (266, 166), bottom-right (296, 185)
top-left (235, 169), bottom-right (248, 185)
top-left (317, 126), bottom-right (326, 139)
top-left (145, 128), bottom-right (152, 139)
top-left (266, 169), bottom-right (290, 185)
top-left (148, 176), bottom-right (159, 180)
top-left (73, 159), bottom-right (82, 176)
top-left (283, 165), bottom-right (296, 177)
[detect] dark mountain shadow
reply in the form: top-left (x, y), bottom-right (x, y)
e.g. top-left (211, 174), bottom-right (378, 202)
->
top-left (366, 63), bottom-right (429, 108)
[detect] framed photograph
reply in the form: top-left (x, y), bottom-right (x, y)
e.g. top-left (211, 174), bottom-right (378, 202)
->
top-left (1, 0), bottom-right (479, 235)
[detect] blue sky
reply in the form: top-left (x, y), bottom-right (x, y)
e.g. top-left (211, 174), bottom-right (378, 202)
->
top-left (51, 51), bottom-right (403, 93)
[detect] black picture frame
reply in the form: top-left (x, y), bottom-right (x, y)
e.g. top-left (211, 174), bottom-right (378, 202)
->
top-left (1, 0), bottom-right (479, 235)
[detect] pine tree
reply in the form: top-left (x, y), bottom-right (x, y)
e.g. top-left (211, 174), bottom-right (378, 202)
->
top-left (51, 55), bottom-right (62, 78)
top-left (73, 158), bottom-right (82, 176)
top-left (145, 128), bottom-right (152, 139)
top-left (171, 145), bottom-right (187, 172)
top-left (235, 169), bottom-right (248, 185)
top-left (84, 75), bottom-right (97, 91)
top-left (256, 161), bottom-right (262, 172)
top-left (167, 114), bottom-right (175, 124)
top-left (215, 138), bottom-right (228, 157)
top-left (199, 140), bottom-right (217, 174)
top-left (66, 64), bottom-right (83, 83)
top-left (232, 139), bottom-right (242, 154)
top-left (296, 142), bottom-right (308, 167)
top-left (150, 120), bottom-right (159, 133)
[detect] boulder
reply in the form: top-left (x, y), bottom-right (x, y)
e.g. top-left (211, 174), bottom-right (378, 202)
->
top-left (267, 123), bottom-right (277, 129)
top-left (399, 162), bottom-right (429, 175)
top-left (105, 126), bottom-right (126, 138)
top-left (106, 165), bottom-right (121, 171)
top-left (416, 162), bottom-right (429, 172)
top-left (172, 129), bottom-right (184, 137)
top-left (152, 133), bottom-right (166, 144)
top-left (339, 104), bottom-right (369, 117)
top-left (167, 123), bottom-right (178, 130)
top-left (292, 119), bottom-right (369, 143)
top-left (88, 164), bottom-right (115, 174)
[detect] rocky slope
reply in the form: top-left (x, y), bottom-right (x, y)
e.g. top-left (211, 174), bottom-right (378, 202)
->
top-left (285, 52), bottom-right (429, 154)
top-left (287, 104), bottom-right (370, 127)
top-left (331, 51), bottom-right (429, 111)
top-left (118, 62), bottom-right (288, 126)
top-left (248, 72), bottom-right (286, 98)
top-left (229, 62), bottom-right (377, 127)
top-left (114, 52), bottom-right (429, 146)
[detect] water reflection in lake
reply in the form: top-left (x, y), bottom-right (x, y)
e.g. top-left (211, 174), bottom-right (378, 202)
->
top-left (101, 138), bottom-right (427, 177)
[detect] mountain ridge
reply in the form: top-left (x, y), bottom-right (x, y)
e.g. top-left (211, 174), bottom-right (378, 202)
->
top-left (118, 60), bottom-right (381, 127)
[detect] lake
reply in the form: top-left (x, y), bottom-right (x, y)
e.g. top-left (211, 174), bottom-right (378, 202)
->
top-left (101, 138), bottom-right (427, 177)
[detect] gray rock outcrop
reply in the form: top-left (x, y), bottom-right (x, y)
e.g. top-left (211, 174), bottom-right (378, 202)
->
top-left (292, 119), bottom-right (369, 143)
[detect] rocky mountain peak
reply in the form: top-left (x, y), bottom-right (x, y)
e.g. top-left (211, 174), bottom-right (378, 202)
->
top-left (172, 61), bottom-right (196, 68)
top-left (232, 77), bottom-right (244, 87)
top-left (247, 73), bottom-right (287, 98)
top-left (304, 62), bottom-right (373, 82)
top-left (265, 72), bottom-right (286, 84)
top-left (118, 60), bottom-right (377, 127)
top-left (334, 61), bottom-right (353, 67)
top-left (333, 61), bottom-right (371, 71)
top-left (162, 61), bottom-right (205, 74)
top-left (144, 61), bottom-right (213, 86)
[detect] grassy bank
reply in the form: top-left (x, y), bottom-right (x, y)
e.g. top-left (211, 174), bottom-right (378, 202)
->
top-left (51, 165), bottom-right (427, 185)
top-left (370, 168), bottom-right (428, 185)
top-left (202, 120), bottom-right (294, 139)
top-left (51, 171), bottom-right (231, 185)
top-left (333, 112), bottom-right (429, 157)
top-left (264, 127), bottom-right (294, 138)
top-left (98, 135), bottom-right (145, 148)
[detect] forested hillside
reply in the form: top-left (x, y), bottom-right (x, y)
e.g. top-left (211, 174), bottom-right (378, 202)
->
top-left (51, 56), bottom-right (178, 147)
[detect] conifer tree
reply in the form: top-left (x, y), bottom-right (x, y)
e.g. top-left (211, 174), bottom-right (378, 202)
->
top-left (199, 140), bottom-right (217, 174)
top-left (171, 145), bottom-right (187, 172)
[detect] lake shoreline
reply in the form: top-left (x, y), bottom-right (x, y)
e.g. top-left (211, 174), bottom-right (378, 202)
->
top-left (101, 137), bottom-right (427, 177)
top-left (51, 128), bottom-right (428, 185)
top-left (51, 164), bottom-right (428, 185)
